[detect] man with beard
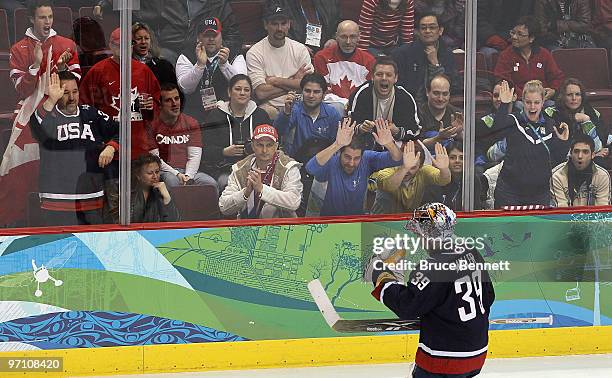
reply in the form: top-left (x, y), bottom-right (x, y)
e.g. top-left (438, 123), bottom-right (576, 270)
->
top-left (306, 117), bottom-right (402, 216)
top-left (348, 56), bottom-right (421, 151)
top-left (265, 0), bottom-right (340, 53)
top-left (550, 133), bottom-right (611, 207)
top-left (246, 4), bottom-right (313, 120)
top-left (313, 20), bottom-right (376, 114)
top-left (476, 80), bottom-right (517, 164)
top-left (423, 141), bottom-right (486, 211)
top-left (177, 17), bottom-right (247, 120)
top-left (29, 71), bottom-right (119, 225)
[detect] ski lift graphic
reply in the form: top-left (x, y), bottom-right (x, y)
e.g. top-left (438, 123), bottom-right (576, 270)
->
top-left (0, 241), bottom-right (77, 297)
top-left (565, 282), bottom-right (580, 301)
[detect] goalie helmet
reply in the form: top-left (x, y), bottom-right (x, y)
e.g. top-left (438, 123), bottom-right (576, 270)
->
top-left (405, 202), bottom-right (457, 240)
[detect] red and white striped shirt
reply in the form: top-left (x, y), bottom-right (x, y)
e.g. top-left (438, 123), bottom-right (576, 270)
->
top-left (357, 0), bottom-right (415, 49)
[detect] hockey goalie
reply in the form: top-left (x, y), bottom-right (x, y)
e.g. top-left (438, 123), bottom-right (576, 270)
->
top-left (371, 202), bottom-right (496, 377)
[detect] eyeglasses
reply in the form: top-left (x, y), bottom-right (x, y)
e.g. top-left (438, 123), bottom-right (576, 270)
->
top-left (337, 35), bottom-right (359, 42)
top-left (420, 24), bottom-right (440, 31)
top-left (509, 29), bottom-right (529, 38)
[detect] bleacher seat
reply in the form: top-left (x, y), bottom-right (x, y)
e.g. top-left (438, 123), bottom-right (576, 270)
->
top-left (340, 0), bottom-right (362, 22)
top-left (453, 51), bottom-right (488, 73)
top-left (598, 106), bottom-right (612, 123)
top-left (0, 9), bottom-right (8, 48)
top-left (78, 7), bottom-right (119, 38)
top-left (168, 185), bottom-right (221, 221)
top-left (14, 7), bottom-right (73, 42)
top-left (552, 48), bottom-right (612, 107)
top-left (552, 48), bottom-right (611, 89)
top-left (73, 14), bottom-right (112, 67)
top-left (597, 107), bottom-right (612, 139)
top-left (27, 192), bottom-right (44, 227)
top-left (0, 10), bottom-right (10, 67)
top-left (0, 68), bottom-right (17, 118)
top-left (231, 1), bottom-right (265, 49)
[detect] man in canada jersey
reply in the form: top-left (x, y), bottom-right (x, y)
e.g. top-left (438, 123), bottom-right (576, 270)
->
top-left (147, 82), bottom-right (217, 191)
top-left (79, 27), bottom-right (161, 163)
top-left (371, 203), bottom-right (495, 377)
top-left (10, 0), bottom-right (81, 101)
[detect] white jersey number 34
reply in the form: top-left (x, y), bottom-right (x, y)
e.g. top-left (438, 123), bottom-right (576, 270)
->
top-left (454, 270), bottom-right (486, 322)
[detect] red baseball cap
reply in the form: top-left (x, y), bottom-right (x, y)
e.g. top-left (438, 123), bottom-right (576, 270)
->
top-left (253, 124), bottom-right (278, 142)
top-left (200, 17), bottom-right (222, 35)
top-left (109, 28), bottom-right (121, 46)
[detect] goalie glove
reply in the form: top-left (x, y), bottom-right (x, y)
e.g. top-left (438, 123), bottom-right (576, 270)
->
top-left (371, 268), bottom-right (399, 302)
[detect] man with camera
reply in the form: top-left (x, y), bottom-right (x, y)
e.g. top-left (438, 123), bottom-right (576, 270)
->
top-left (274, 73), bottom-right (341, 161)
top-left (147, 83), bottom-right (218, 192)
top-left (177, 17), bottom-right (247, 122)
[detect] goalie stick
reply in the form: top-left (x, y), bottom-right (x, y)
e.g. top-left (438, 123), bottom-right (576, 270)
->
top-left (307, 279), bottom-right (554, 333)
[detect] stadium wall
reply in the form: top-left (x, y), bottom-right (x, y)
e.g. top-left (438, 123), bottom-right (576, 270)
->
top-left (0, 210), bottom-right (611, 375)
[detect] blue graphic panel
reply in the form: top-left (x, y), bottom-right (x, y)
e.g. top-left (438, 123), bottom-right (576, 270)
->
top-left (0, 237), bottom-right (104, 276)
top-left (138, 229), bottom-right (207, 247)
top-left (0, 311), bottom-right (247, 349)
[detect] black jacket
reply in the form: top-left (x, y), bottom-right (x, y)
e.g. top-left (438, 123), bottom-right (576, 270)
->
top-left (265, 0), bottom-right (341, 50)
top-left (348, 81), bottom-right (422, 150)
top-left (424, 176), bottom-right (486, 211)
top-left (144, 56), bottom-right (177, 86)
top-left (200, 101), bottom-right (271, 177)
top-left (98, 0), bottom-right (243, 55)
top-left (130, 188), bottom-right (180, 223)
top-left (477, 0), bottom-right (535, 45)
top-left (483, 106), bottom-right (570, 194)
top-left (534, 0), bottom-right (594, 47)
top-left (391, 38), bottom-right (461, 104)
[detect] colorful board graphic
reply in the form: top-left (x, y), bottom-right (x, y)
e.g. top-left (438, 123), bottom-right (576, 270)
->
top-left (0, 211), bottom-right (611, 351)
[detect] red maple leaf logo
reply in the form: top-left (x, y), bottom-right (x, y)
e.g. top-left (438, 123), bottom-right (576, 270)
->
top-left (13, 121), bottom-right (36, 150)
top-left (330, 76), bottom-right (356, 99)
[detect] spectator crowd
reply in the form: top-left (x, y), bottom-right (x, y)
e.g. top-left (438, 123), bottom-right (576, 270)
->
top-left (0, 0), bottom-right (611, 226)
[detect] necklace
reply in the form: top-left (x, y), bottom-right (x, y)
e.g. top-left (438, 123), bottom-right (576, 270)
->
top-left (229, 103), bottom-right (246, 117)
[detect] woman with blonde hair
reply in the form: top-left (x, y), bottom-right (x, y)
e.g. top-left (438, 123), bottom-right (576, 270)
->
top-left (481, 79), bottom-right (570, 208)
top-left (132, 22), bottom-right (177, 85)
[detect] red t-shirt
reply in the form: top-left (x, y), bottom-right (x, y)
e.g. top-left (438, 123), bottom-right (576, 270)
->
top-left (79, 57), bottom-right (160, 159)
top-left (149, 113), bottom-right (202, 169)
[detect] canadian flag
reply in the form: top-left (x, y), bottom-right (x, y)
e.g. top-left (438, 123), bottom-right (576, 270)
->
top-left (0, 48), bottom-right (52, 225)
